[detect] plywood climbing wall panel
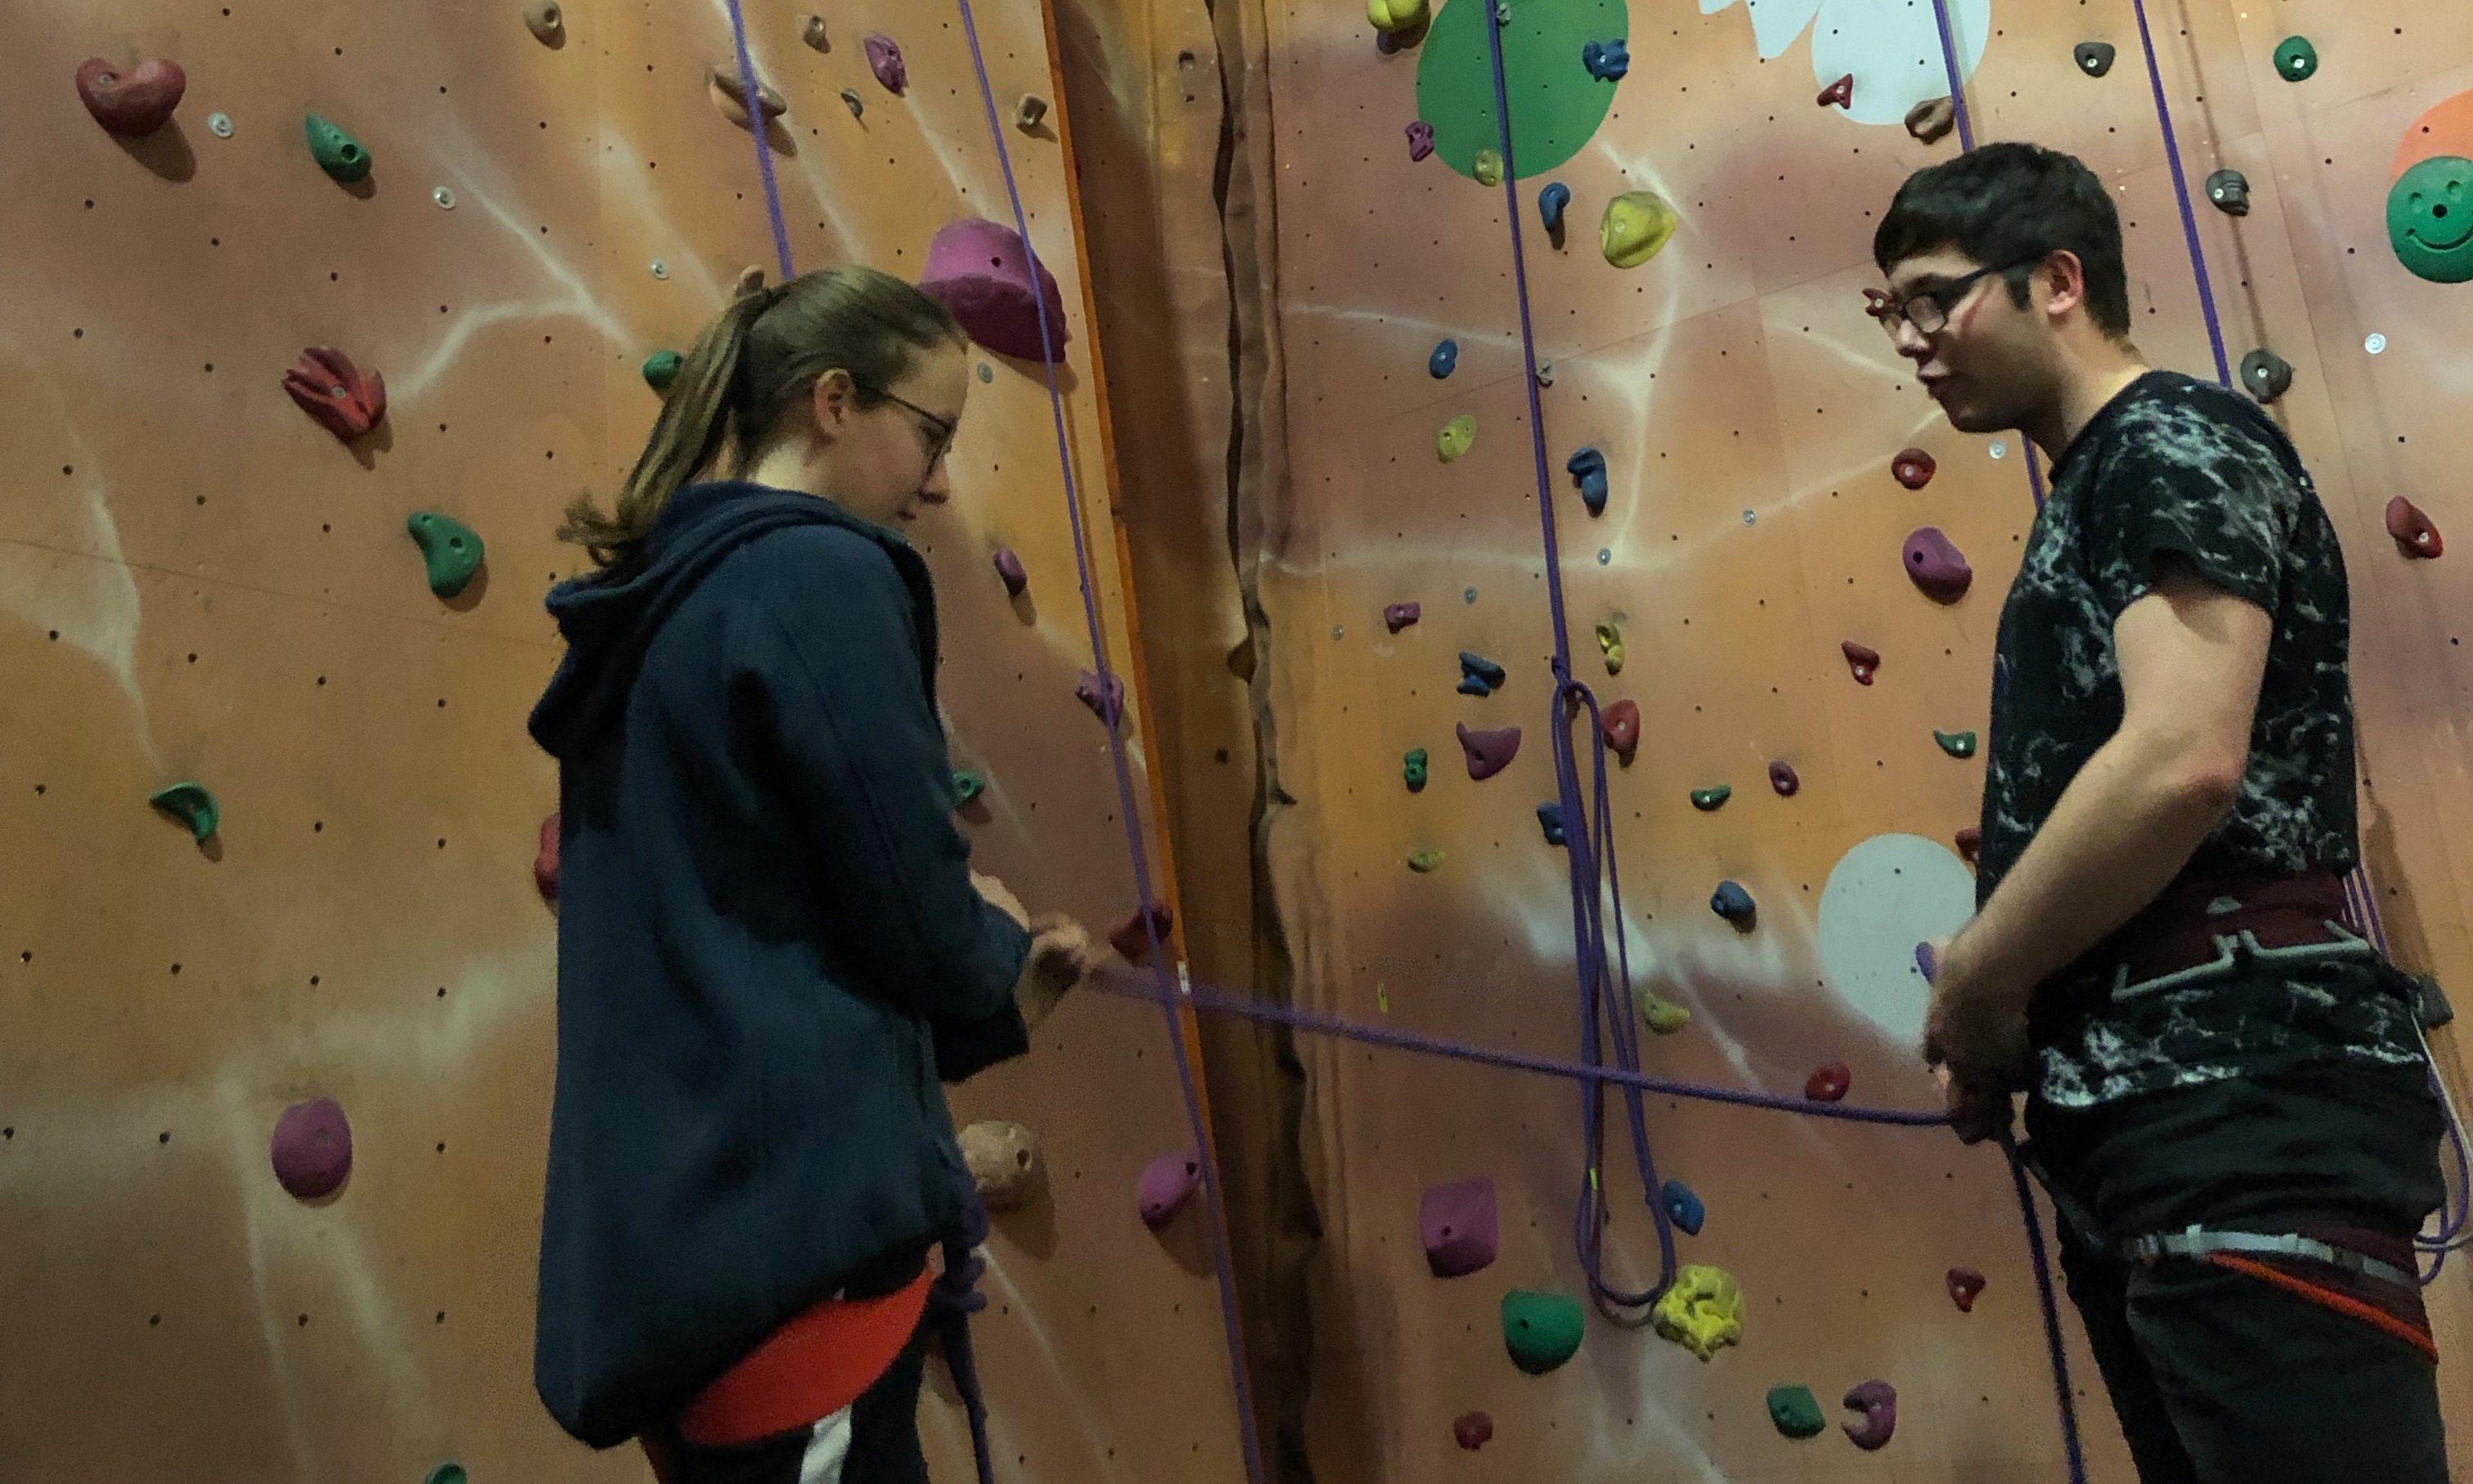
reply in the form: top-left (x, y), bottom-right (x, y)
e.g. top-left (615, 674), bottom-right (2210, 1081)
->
top-left (1242, 0), bottom-right (2473, 1477)
top-left (0, 2), bottom-right (1249, 1481)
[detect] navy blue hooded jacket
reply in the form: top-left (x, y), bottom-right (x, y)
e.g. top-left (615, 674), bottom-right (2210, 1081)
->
top-left (527, 481), bottom-right (1032, 1448)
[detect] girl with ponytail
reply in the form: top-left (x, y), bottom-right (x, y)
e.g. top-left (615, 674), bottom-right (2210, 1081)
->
top-left (527, 265), bottom-right (1095, 1483)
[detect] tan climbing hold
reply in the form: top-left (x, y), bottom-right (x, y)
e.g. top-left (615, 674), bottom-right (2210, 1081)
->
top-left (1904, 96), bottom-right (1955, 144)
top-left (707, 63), bottom-right (787, 130)
top-left (1017, 95), bottom-right (1049, 130)
top-left (958, 1119), bottom-right (1042, 1210)
top-left (521, 2), bottom-right (563, 43)
top-left (800, 13), bottom-right (828, 50)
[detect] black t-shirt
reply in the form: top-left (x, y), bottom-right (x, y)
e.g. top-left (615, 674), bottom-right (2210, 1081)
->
top-left (1980, 370), bottom-right (2422, 1108)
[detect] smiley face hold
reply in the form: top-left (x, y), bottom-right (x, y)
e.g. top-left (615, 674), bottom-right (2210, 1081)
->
top-left (2388, 155), bottom-right (2473, 284)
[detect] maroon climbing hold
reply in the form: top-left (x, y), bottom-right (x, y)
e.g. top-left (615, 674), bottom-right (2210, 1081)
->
top-left (1076, 668), bottom-right (1124, 726)
top-left (284, 347), bottom-right (387, 442)
top-left (76, 56), bottom-right (186, 137)
top-left (1600, 699), bottom-right (1640, 760)
top-left (1452, 1412), bottom-right (1494, 1450)
top-left (1769, 760), bottom-right (1799, 797)
top-left (2385, 495), bottom-right (2444, 559)
top-left (1137, 1148), bottom-right (1203, 1229)
top-left (1419, 1177), bottom-right (1499, 1278)
top-left (1947, 1267), bottom-right (1986, 1312)
top-left (1407, 120), bottom-right (1435, 161)
top-left (1954, 825), bottom-right (1982, 863)
top-left (270, 1096), bottom-right (353, 1199)
top-left (1892, 447), bottom-right (1936, 490)
top-left (993, 547), bottom-right (1028, 596)
top-left (1841, 1379), bottom-right (1897, 1450)
top-left (1385, 601), bottom-right (1421, 633)
top-left (1456, 722), bottom-right (1522, 780)
top-left (920, 218), bottom-right (1069, 364)
top-left (1817, 74), bottom-right (1854, 109)
top-left (1862, 287), bottom-right (1896, 321)
top-left (1842, 640), bottom-right (1880, 686)
top-left (1804, 1061), bottom-right (1851, 1102)
top-left (533, 812), bottom-right (560, 905)
top-left (1904, 527), bottom-right (1973, 603)
top-left (864, 34), bottom-right (907, 92)
top-left (1109, 900), bottom-right (1173, 961)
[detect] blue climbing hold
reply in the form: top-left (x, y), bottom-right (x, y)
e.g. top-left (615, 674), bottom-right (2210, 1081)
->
top-left (1539, 181), bottom-right (1571, 236)
top-left (1710, 880), bottom-right (1756, 927)
top-left (1429, 338), bottom-right (1458, 379)
top-left (1456, 673), bottom-right (1492, 697)
top-left (1662, 1178), bottom-right (1705, 1236)
top-left (1566, 446), bottom-right (1608, 516)
top-left (1582, 39), bottom-right (1629, 82)
top-left (1537, 802), bottom-right (1566, 847)
top-left (1459, 651), bottom-right (1506, 695)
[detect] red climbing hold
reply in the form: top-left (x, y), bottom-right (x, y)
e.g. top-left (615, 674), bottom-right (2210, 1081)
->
top-left (1892, 448), bottom-right (1936, 490)
top-left (1419, 1177), bottom-right (1499, 1278)
top-left (1818, 74), bottom-right (1854, 109)
top-left (1904, 527), bottom-right (1973, 603)
top-left (1136, 1149), bottom-right (1202, 1229)
top-left (1842, 640), bottom-right (1880, 686)
top-left (1954, 825), bottom-right (1982, 863)
top-left (1862, 287), bottom-right (1895, 321)
top-left (533, 812), bottom-right (560, 905)
top-left (76, 56), bottom-right (186, 137)
top-left (1108, 900), bottom-right (1173, 961)
top-left (1946, 1267), bottom-right (1986, 1312)
top-left (1600, 699), bottom-right (1640, 760)
top-left (1452, 1412), bottom-right (1494, 1450)
top-left (271, 1096), bottom-right (353, 1199)
top-left (284, 347), bottom-right (387, 442)
top-left (2385, 495), bottom-right (2443, 559)
top-left (1456, 722), bottom-right (1522, 780)
top-left (993, 547), bottom-right (1029, 596)
top-left (920, 218), bottom-right (1069, 364)
top-left (1804, 1061), bottom-right (1851, 1102)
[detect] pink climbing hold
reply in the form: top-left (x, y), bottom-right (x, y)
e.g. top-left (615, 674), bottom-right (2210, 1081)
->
top-left (1818, 74), bottom-right (1854, 109)
top-left (1452, 1412), bottom-right (1494, 1450)
top-left (1600, 699), bottom-right (1640, 760)
top-left (1137, 1148), bottom-right (1203, 1229)
top-left (1842, 1379), bottom-right (1897, 1450)
top-left (993, 547), bottom-right (1028, 596)
top-left (1947, 1267), bottom-right (1986, 1312)
top-left (1407, 120), bottom-right (1435, 162)
top-left (1109, 899), bottom-right (1173, 961)
top-left (270, 1096), bottom-right (353, 1199)
top-left (1954, 825), bottom-right (1982, 863)
top-left (1076, 668), bottom-right (1124, 726)
top-left (863, 34), bottom-right (906, 92)
top-left (76, 56), bottom-right (186, 137)
top-left (1769, 760), bottom-right (1799, 796)
top-left (1385, 601), bottom-right (1421, 633)
top-left (1456, 722), bottom-right (1522, 780)
top-left (1892, 447), bottom-right (1937, 490)
top-left (1842, 640), bottom-right (1880, 686)
top-left (284, 347), bottom-right (388, 442)
top-left (1804, 1061), bottom-right (1851, 1102)
top-left (1419, 1177), bottom-right (1499, 1278)
top-left (533, 811), bottom-right (560, 905)
top-left (1904, 527), bottom-right (1973, 603)
top-left (2385, 495), bottom-right (2444, 559)
top-left (920, 218), bottom-right (1069, 364)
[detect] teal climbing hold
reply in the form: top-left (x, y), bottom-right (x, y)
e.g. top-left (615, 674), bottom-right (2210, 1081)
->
top-left (1690, 785), bottom-right (1731, 813)
top-left (150, 782), bottom-right (219, 841)
top-left (1416, 0), bottom-right (1624, 181)
top-left (424, 1467), bottom-right (469, 1484)
top-left (952, 769), bottom-right (985, 806)
top-left (2273, 35), bottom-right (2317, 81)
top-left (642, 350), bottom-right (682, 392)
top-left (1767, 1384), bottom-right (1826, 1439)
top-left (1537, 802), bottom-right (1566, 846)
top-left (1501, 1289), bottom-right (1585, 1374)
top-left (1935, 729), bottom-right (1978, 759)
top-left (1404, 746), bottom-right (1429, 792)
top-left (304, 113), bottom-right (372, 182)
top-left (406, 512), bottom-right (484, 598)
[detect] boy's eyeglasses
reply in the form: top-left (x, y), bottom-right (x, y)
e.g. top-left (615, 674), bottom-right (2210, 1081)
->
top-left (1871, 257), bottom-right (2044, 337)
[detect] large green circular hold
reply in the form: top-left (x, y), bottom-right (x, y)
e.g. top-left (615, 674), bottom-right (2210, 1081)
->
top-left (1500, 1288), bottom-right (1584, 1374)
top-left (2273, 36), bottom-right (2318, 82)
top-left (1416, 0), bottom-right (1625, 182)
top-left (2388, 155), bottom-right (2473, 284)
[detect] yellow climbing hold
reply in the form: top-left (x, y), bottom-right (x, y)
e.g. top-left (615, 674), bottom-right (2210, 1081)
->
top-left (1367, 0), bottom-right (1429, 32)
top-left (1438, 414), bottom-right (1476, 463)
top-left (1601, 189), bottom-right (1680, 269)
top-left (1634, 984), bottom-right (1691, 1035)
top-left (1474, 149), bottom-right (1503, 187)
top-left (1408, 848), bottom-right (1445, 872)
top-left (1596, 620), bottom-right (1624, 675)
top-left (1652, 1263), bottom-right (1744, 1361)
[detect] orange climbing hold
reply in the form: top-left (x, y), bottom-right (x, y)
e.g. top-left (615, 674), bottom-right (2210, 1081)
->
top-left (2385, 495), bottom-right (2444, 558)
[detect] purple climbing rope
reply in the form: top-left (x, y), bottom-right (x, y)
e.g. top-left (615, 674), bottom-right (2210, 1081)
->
top-left (2125, 0), bottom-right (2233, 388)
top-left (719, 0), bottom-right (795, 280)
top-left (2005, 1142), bottom-right (2090, 1484)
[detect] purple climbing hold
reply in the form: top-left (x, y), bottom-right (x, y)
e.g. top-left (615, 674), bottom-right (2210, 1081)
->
top-left (863, 34), bottom-right (907, 92)
top-left (1914, 939), bottom-right (1938, 983)
top-left (1768, 761), bottom-right (1799, 797)
top-left (1842, 1380), bottom-right (1897, 1450)
top-left (1566, 446), bottom-right (1609, 515)
top-left (993, 547), bottom-right (1028, 596)
top-left (1456, 722), bottom-right (1521, 780)
top-left (1385, 601), bottom-right (1421, 633)
top-left (1419, 1176), bottom-right (1499, 1277)
top-left (1407, 120), bottom-right (1435, 162)
top-left (1452, 1412), bottom-right (1493, 1450)
top-left (271, 1096), bottom-right (353, 1199)
top-left (919, 218), bottom-right (1069, 363)
top-left (1137, 1149), bottom-right (1203, 1229)
top-left (1076, 668), bottom-right (1124, 727)
top-left (1903, 527), bottom-right (1973, 603)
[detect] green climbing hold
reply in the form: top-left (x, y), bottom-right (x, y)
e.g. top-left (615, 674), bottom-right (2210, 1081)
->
top-left (1934, 729), bottom-right (1978, 759)
top-left (406, 512), bottom-right (484, 598)
top-left (1766, 1384), bottom-right (1826, 1439)
top-left (1690, 785), bottom-right (1731, 812)
top-left (423, 1467), bottom-right (469, 1484)
top-left (2273, 36), bottom-right (2317, 81)
top-left (1438, 414), bottom-right (1476, 462)
top-left (1408, 848), bottom-right (1445, 873)
top-left (952, 769), bottom-right (985, 805)
top-left (1404, 746), bottom-right (1429, 792)
top-left (1501, 1289), bottom-right (1585, 1374)
top-left (149, 782), bottom-right (218, 841)
top-left (642, 349), bottom-right (683, 392)
top-left (2387, 155), bottom-right (2473, 285)
top-left (1473, 149), bottom-right (1503, 186)
top-left (304, 113), bottom-right (372, 182)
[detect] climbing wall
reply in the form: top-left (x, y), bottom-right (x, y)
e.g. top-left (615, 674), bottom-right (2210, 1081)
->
top-left (1229, 0), bottom-right (2473, 1477)
top-left (0, 2), bottom-right (1251, 1480)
